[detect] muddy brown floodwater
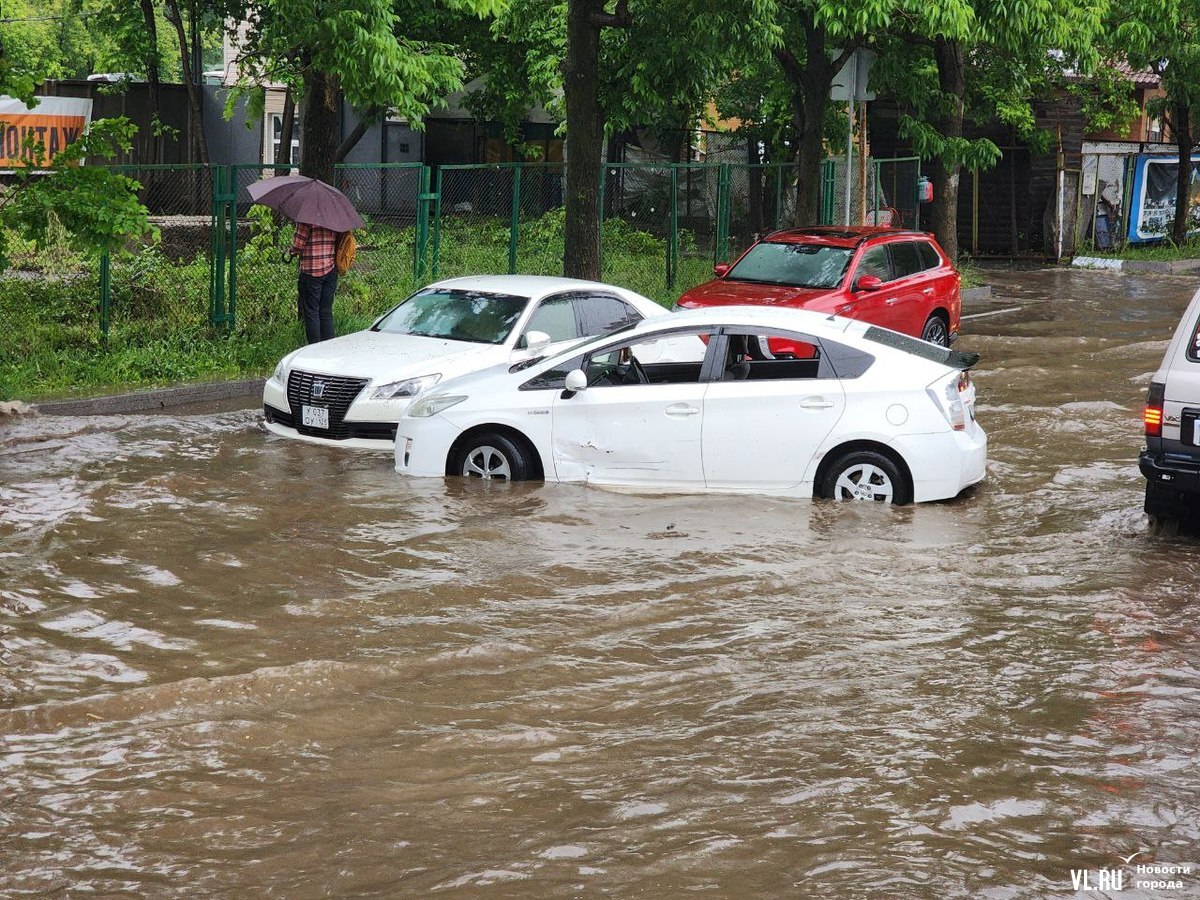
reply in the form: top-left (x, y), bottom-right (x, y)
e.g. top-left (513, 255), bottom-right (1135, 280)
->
top-left (2, 267), bottom-right (1200, 897)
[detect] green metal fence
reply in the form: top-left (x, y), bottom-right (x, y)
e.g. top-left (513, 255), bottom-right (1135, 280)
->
top-left (0, 157), bottom-right (918, 400)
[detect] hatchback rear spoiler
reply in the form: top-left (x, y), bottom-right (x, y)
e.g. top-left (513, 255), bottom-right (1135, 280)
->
top-left (949, 349), bottom-right (980, 370)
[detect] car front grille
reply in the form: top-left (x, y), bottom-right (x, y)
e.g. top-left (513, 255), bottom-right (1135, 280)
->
top-left (285, 371), bottom-right (369, 440)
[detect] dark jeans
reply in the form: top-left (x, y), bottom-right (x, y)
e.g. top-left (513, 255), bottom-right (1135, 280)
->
top-left (298, 269), bottom-right (338, 343)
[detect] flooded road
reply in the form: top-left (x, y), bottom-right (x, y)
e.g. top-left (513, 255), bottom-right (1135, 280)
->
top-left (2, 267), bottom-right (1199, 897)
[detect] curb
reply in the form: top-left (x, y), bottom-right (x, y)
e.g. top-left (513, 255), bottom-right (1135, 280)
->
top-left (1072, 256), bottom-right (1200, 275)
top-left (1123, 259), bottom-right (1200, 275)
top-left (33, 378), bottom-right (266, 416)
top-left (1072, 256), bottom-right (1123, 271)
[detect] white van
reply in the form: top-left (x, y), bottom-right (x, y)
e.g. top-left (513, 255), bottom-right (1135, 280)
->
top-left (1140, 285), bottom-right (1200, 528)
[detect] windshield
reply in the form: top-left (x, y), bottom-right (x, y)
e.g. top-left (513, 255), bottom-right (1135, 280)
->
top-left (726, 242), bottom-right (853, 289)
top-left (371, 288), bottom-right (529, 344)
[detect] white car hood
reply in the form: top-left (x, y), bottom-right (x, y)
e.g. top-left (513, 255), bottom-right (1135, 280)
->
top-left (284, 329), bottom-right (512, 386)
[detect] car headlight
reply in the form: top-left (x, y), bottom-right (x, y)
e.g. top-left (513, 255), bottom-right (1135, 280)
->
top-left (272, 358), bottom-right (289, 384)
top-left (371, 373), bottom-right (441, 400)
top-left (408, 394), bottom-right (467, 418)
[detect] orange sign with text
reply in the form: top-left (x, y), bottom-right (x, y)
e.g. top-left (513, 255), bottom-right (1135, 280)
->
top-left (0, 96), bottom-right (92, 167)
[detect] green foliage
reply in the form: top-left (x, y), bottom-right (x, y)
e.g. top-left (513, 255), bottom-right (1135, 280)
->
top-left (0, 209), bottom-right (694, 400)
top-left (1115, 0), bottom-right (1200, 110)
top-left (1066, 66), bottom-right (1141, 136)
top-left (0, 119), bottom-right (156, 272)
top-left (898, 116), bottom-right (1002, 172)
top-left (466, 0), bottom-right (780, 145)
top-left (874, 0), bottom-right (1105, 173)
top-left (234, 0), bottom-right (509, 128)
top-left (1090, 237), bottom-right (1200, 260)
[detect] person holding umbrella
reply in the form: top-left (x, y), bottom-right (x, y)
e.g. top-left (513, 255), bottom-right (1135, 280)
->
top-left (247, 175), bottom-right (365, 344)
top-left (289, 220), bottom-right (340, 343)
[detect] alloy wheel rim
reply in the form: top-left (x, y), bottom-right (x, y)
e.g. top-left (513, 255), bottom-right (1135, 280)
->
top-left (463, 445), bottom-right (511, 480)
top-left (834, 464), bottom-right (894, 502)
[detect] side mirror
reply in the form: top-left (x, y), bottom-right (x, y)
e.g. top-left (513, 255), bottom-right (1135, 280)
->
top-left (564, 369), bottom-right (588, 393)
top-left (523, 330), bottom-right (551, 353)
top-left (855, 274), bottom-right (883, 292)
top-left (714, 263), bottom-right (731, 277)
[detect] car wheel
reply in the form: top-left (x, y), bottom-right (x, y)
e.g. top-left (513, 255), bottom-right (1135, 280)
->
top-left (820, 450), bottom-right (912, 505)
top-left (921, 314), bottom-right (950, 347)
top-left (453, 432), bottom-right (536, 481)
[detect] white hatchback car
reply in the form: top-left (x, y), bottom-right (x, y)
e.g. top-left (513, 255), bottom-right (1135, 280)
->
top-left (394, 306), bottom-right (987, 504)
top-left (263, 275), bottom-right (672, 449)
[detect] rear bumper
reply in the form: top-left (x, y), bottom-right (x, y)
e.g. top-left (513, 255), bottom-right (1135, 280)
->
top-left (893, 424), bottom-right (987, 503)
top-left (1140, 450), bottom-right (1200, 518)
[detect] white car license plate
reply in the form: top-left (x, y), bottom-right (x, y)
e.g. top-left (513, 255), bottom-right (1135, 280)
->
top-left (301, 405), bottom-right (329, 429)
top-left (1194, 418), bottom-right (1200, 445)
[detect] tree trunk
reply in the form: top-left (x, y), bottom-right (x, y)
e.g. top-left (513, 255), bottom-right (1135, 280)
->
top-left (562, 0), bottom-right (606, 280)
top-left (929, 36), bottom-right (966, 262)
top-left (277, 88), bottom-right (296, 166)
top-left (165, 0), bottom-right (208, 164)
top-left (300, 67), bottom-right (340, 185)
top-left (795, 90), bottom-right (826, 224)
top-left (775, 22), bottom-right (847, 227)
top-left (138, 0), bottom-right (161, 163)
top-left (748, 135), bottom-right (764, 234)
top-left (1172, 101), bottom-right (1194, 245)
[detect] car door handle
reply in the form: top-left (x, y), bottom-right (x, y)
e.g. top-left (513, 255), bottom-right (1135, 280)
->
top-left (922, 287), bottom-right (934, 294)
top-left (665, 403), bottom-right (700, 417)
top-left (799, 397), bottom-right (835, 410)
top-left (885, 296), bottom-right (902, 305)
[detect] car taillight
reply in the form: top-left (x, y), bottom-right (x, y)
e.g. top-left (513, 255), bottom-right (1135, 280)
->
top-left (1144, 380), bottom-right (1165, 437)
top-left (926, 372), bottom-right (970, 431)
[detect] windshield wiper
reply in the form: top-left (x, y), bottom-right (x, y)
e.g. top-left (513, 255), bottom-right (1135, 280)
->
top-left (726, 276), bottom-right (815, 288)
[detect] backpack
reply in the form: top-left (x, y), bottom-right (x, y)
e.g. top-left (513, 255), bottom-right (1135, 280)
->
top-left (335, 231), bottom-right (357, 275)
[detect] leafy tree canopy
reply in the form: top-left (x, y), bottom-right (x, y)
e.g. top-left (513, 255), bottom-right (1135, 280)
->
top-left (465, 0), bottom-right (779, 146)
top-left (875, 0), bottom-right (1105, 171)
top-left (232, 0), bottom-right (509, 125)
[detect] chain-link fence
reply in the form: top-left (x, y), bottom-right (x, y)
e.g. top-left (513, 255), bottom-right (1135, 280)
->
top-left (226, 163), bottom-right (426, 343)
top-left (3, 157), bottom-right (917, 399)
top-left (433, 164), bottom-right (542, 281)
top-left (0, 165), bottom-right (218, 399)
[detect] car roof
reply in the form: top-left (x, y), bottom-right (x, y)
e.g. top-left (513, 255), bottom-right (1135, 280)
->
top-left (638, 304), bottom-right (862, 337)
top-left (763, 226), bottom-right (934, 248)
top-left (427, 274), bottom-right (637, 299)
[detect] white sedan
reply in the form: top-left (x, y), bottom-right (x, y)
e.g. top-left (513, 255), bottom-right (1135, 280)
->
top-left (394, 306), bottom-right (987, 504)
top-left (263, 275), bottom-right (673, 449)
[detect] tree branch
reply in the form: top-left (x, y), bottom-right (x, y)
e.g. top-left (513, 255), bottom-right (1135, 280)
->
top-left (335, 107), bottom-right (380, 162)
top-left (591, 0), bottom-right (631, 29)
top-left (772, 47), bottom-right (803, 84)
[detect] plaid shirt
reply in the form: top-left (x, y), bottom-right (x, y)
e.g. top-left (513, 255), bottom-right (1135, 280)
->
top-left (291, 223), bottom-right (338, 276)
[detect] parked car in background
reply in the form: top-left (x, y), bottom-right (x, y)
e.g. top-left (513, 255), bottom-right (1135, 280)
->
top-left (394, 306), bottom-right (986, 504)
top-left (1140, 285), bottom-right (1200, 529)
top-left (262, 275), bottom-right (672, 450)
top-left (675, 226), bottom-right (961, 347)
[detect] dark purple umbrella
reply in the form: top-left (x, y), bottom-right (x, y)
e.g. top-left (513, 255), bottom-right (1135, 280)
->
top-left (247, 175), bottom-right (364, 231)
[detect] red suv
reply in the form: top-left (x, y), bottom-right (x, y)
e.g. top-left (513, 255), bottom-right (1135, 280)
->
top-left (676, 226), bottom-right (961, 346)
